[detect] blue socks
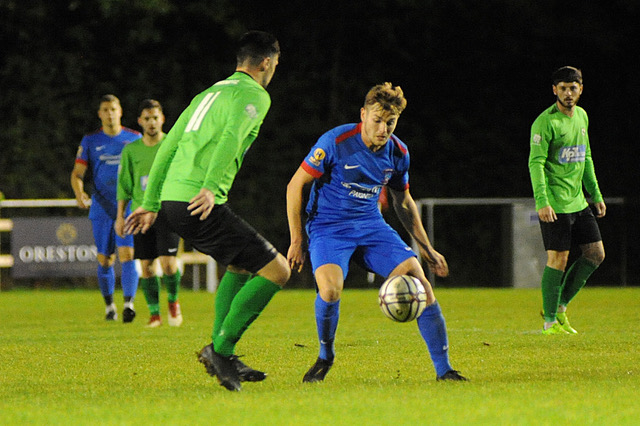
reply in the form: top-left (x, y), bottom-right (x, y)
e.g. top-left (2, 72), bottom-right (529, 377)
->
top-left (120, 260), bottom-right (139, 299)
top-left (314, 296), bottom-right (453, 376)
top-left (315, 295), bottom-right (340, 363)
top-left (97, 261), bottom-right (139, 305)
top-left (417, 301), bottom-right (453, 377)
top-left (97, 265), bottom-right (115, 299)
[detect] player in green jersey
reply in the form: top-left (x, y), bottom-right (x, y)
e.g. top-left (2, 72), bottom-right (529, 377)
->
top-left (528, 66), bottom-right (606, 335)
top-left (124, 31), bottom-right (289, 391)
top-left (116, 99), bottom-right (183, 328)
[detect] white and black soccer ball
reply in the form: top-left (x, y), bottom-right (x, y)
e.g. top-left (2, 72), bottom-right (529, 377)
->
top-left (378, 275), bottom-right (427, 322)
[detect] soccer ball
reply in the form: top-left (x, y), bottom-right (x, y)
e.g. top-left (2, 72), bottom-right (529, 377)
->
top-left (378, 275), bottom-right (427, 322)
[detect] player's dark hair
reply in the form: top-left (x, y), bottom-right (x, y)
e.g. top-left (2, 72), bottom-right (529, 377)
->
top-left (98, 94), bottom-right (120, 108)
top-left (236, 31), bottom-right (280, 67)
top-left (552, 66), bottom-right (583, 86)
top-left (138, 99), bottom-right (163, 116)
top-left (364, 82), bottom-right (407, 115)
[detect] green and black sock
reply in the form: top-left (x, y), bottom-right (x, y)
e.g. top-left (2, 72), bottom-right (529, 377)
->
top-left (213, 271), bottom-right (251, 338)
top-left (162, 270), bottom-right (182, 304)
top-left (213, 276), bottom-right (281, 356)
top-left (560, 257), bottom-right (599, 306)
top-left (541, 266), bottom-right (564, 323)
top-left (141, 276), bottom-right (160, 316)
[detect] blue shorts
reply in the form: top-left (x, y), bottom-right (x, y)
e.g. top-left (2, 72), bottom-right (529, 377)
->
top-left (91, 217), bottom-right (134, 257)
top-left (307, 218), bottom-right (416, 280)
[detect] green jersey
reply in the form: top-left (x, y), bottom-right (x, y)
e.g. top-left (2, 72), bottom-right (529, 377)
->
top-left (528, 103), bottom-right (603, 213)
top-left (117, 136), bottom-right (164, 211)
top-left (141, 72), bottom-right (271, 212)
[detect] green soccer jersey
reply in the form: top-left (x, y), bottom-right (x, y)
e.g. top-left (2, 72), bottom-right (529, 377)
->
top-left (117, 136), bottom-right (164, 211)
top-left (528, 103), bottom-right (603, 214)
top-left (141, 72), bottom-right (271, 212)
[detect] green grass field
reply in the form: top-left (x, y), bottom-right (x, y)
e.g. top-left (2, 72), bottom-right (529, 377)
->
top-left (1, 287), bottom-right (639, 425)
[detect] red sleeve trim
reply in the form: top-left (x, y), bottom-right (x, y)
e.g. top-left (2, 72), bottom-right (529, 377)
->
top-left (391, 135), bottom-right (407, 155)
top-left (122, 127), bottom-right (142, 136)
top-left (301, 161), bottom-right (323, 178)
top-left (335, 122), bottom-right (362, 144)
top-left (75, 158), bottom-right (88, 166)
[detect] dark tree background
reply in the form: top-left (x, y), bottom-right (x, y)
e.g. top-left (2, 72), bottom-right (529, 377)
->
top-left (1, 0), bottom-right (638, 287)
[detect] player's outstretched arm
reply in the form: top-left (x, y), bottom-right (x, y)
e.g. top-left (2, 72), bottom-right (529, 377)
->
top-left (389, 187), bottom-right (449, 277)
top-left (286, 166), bottom-right (314, 273)
top-left (124, 207), bottom-right (157, 235)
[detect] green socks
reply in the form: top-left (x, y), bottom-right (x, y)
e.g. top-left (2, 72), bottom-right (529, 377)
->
top-left (213, 275), bottom-right (281, 356)
top-left (541, 266), bottom-right (564, 323)
top-left (213, 271), bottom-right (251, 338)
top-left (560, 257), bottom-right (598, 306)
top-left (541, 258), bottom-right (598, 323)
top-left (162, 271), bottom-right (182, 303)
top-left (141, 276), bottom-right (160, 316)
top-left (142, 271), bottom-right (182, 316)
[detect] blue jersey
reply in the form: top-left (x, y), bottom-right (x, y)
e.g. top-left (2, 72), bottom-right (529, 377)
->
top-left (302, 122), bottom-right (410, 226)
top-left (75, 127), bottom-right (141, 220)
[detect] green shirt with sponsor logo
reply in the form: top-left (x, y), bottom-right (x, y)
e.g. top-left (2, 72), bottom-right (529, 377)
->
top-left (528, 103), bottom-right (603, 214)
top-left (117, 136), bottom-right (164, 211)
top-left (141, 72), bottom-right (271, 212)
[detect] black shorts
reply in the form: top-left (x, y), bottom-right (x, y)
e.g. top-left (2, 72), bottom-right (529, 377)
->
top-left (539, 206), bottom-right (602, 251)
top-left (133, 209), bottom-right (180, 260)
top-left (161, 201), bottom-right (278, 274)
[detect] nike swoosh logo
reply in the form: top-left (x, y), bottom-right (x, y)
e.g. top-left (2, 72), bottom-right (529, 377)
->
top-left (344, 164), bottom-right (360, 169)
top-left (96, 145), bottom-right (106, 151)
top-left (168, 248), bottom-right (178, 253)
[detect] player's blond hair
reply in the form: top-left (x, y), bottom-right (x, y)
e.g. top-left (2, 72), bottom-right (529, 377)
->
top-left (364, 82), bottom-right (407, 115)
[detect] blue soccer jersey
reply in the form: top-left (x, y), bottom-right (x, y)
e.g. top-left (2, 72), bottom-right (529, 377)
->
top-left (75, 127), bottom-right (141, 220)
top-left (302, 122), bottom-right (410, 225)
top-left (301, 122), bottom-right (413, 277)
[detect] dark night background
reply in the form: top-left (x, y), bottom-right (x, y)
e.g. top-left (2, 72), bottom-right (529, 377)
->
top-left (0, 0), bottom-right (638, 288)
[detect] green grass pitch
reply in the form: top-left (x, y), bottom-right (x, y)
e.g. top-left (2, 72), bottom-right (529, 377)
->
top-left (1, 287), bottom-right (639, 424)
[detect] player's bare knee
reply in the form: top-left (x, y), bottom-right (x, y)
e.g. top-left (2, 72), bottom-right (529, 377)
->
top-left (389, 257), bottom-right (424, 278)
top-left (118, 247), bottom-right (135, 263)
top-left (586, 250), bottom-right (605, 266)
top-left (140, 260), bottom-right (155, 278)
top-left (159, 256), bottom-right (179, 275)
top-left (319, 287), bottom-right (341, 303)
top-left (546, 250), bottom-right (569, 271)
top-left (274, 256), bottom-right (292, 286)
top-left (97, 254), bottom-right (115, 268)
top-left (227, 264), bottom-right (251, 275)
top-left (316, 277), bottom-right (343, 302)
top-left (270, 267), bottom-right (291, 287)
top-left (162, 264), bottom-right (179, 276)
top-left (258, 254), bottom-right (290, 287)
top-left (581, 243), bottom-right (605, 266)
